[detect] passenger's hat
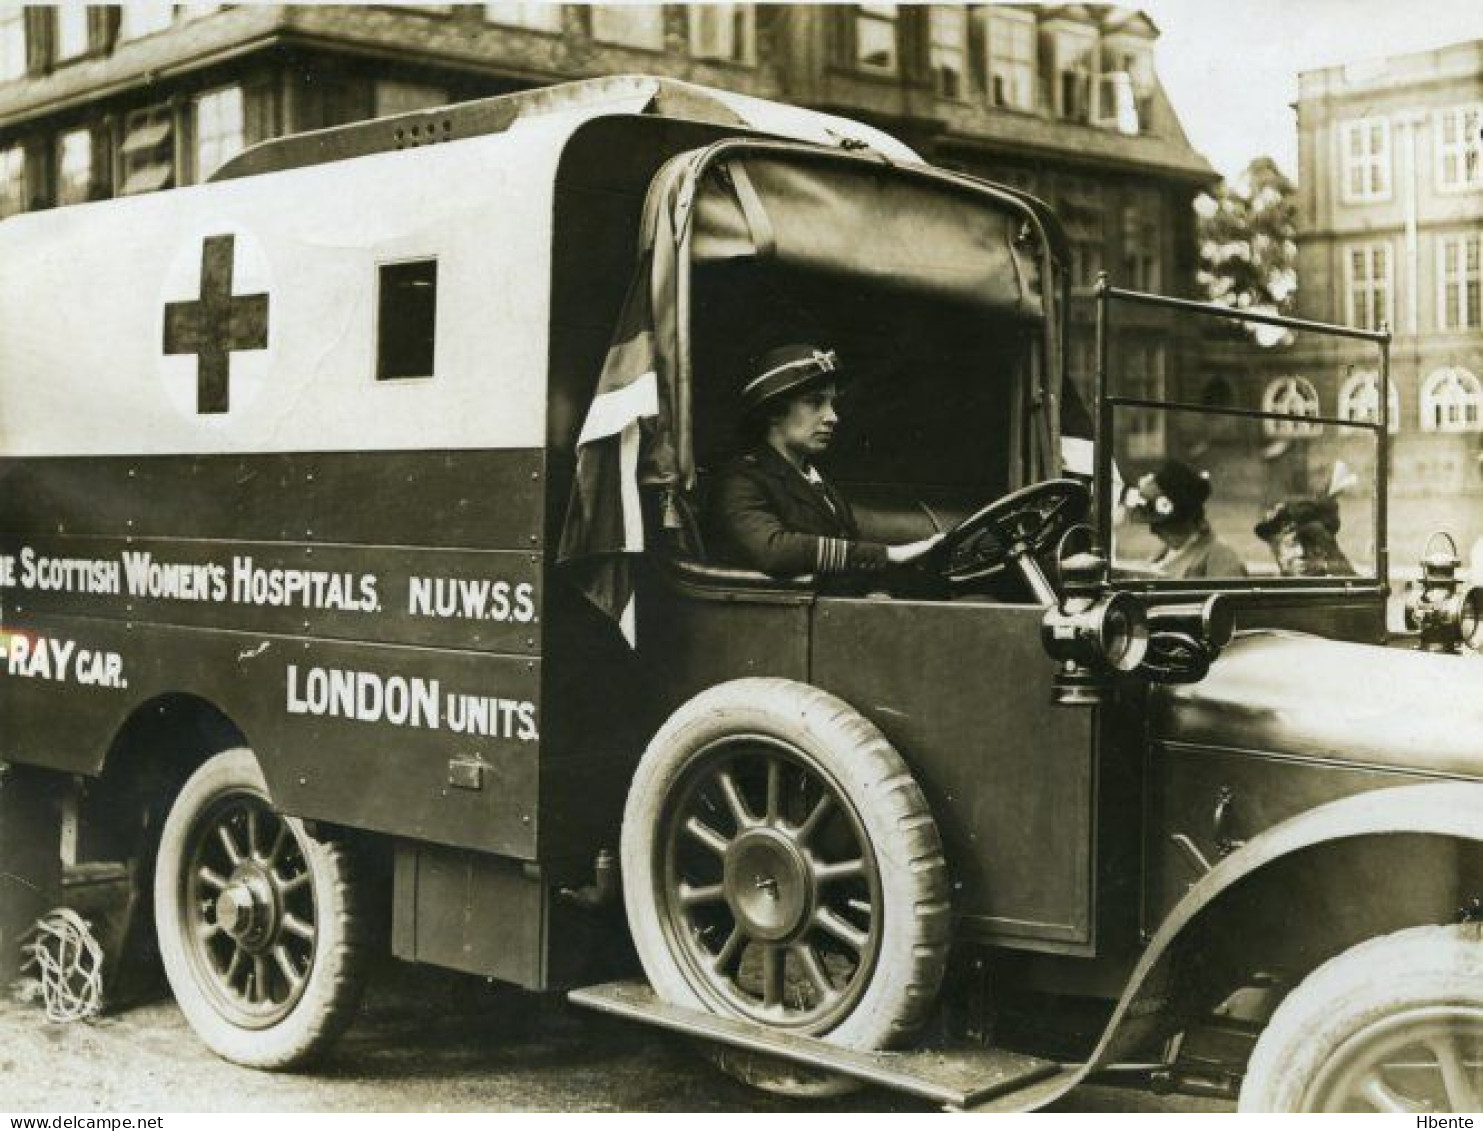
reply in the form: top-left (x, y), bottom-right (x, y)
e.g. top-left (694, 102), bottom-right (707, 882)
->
top-left (1254, 496), bottom-right (1341, 542)
top-left (1135, 459), bottom-right (1212, 522)
top-left (740, 343), bottom-right (845, 416)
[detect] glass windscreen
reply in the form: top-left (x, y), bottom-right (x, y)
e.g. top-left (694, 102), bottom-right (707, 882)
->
top-left (1098, 311), bottom-right (1385, 585)
top-left (1110, 405), bottom-right (1379, 580)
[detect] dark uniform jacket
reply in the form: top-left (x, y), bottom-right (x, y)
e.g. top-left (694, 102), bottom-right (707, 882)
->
top-left (710, 444), bottom-right (890, 577)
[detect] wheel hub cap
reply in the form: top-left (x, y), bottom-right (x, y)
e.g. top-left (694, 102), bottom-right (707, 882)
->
top-left (214, 868), bottom-right (276, 949)
top-left (725, 829), bottom-right (811, 942)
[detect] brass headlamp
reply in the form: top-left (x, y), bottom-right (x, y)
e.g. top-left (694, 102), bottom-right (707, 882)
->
top-left (1404, 533), bottom-right (1483, 654)
top-left (1041, 549), bottom-right (1148, 706)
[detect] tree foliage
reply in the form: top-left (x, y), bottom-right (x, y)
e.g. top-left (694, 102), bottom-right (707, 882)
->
top-left (1196, 157), bottom-right (1298, 339)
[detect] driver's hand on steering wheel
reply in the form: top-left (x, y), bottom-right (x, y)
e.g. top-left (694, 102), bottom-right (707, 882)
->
top-left (887, 532), bottom-right (946, 565)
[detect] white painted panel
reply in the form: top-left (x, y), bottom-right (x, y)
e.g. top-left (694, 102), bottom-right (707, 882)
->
top-left (0, 122), bottom-right (572, 457)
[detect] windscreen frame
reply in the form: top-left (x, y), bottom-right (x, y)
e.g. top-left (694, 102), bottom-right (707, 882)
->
top-left (1092, 277), bottom-right (1394, 594)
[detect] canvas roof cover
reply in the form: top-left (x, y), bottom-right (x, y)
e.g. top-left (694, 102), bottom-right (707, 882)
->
top-left (692, 151), bottom-right (1046, 318)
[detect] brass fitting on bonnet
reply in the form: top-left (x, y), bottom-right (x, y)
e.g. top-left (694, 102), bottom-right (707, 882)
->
top-left (1404, 533), bottom-right (1483, 654)
top-left (1041, 549), bottom-right (1148, 706)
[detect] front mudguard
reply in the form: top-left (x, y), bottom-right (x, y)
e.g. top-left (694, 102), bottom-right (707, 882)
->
top-left (973, 780), bottom-right (1483, 1112)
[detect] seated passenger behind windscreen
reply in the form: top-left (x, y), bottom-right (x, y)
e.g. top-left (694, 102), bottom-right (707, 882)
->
top-left (1255, 497), bottom-right (1356, 578)
top-left (1123, 459), bottom-right (1247, 580)
top-left (710, 343), bottom-right (942, 578)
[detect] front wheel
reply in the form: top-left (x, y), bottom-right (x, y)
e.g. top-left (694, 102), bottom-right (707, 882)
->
top-left (1240, 924), bottom-right (1483, 1112)
top-left (621, 679), bottom-right (951, 1092)
top-left (154, 748), bottom-right (370, 1069)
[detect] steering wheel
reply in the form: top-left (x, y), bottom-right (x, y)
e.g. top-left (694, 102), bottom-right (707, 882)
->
top-left (936, 478), bottom-right (1090, 587)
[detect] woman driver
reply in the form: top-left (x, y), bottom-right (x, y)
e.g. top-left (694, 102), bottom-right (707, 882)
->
top-left (710, 343), bottom-right (942, 578)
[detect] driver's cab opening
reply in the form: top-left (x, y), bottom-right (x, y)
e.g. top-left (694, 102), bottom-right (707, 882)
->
top-left (668, 148), bottom-right (1062, 605)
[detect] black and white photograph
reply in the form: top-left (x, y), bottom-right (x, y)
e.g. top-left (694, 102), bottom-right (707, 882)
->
top-left (1, 0), bottom-right (1482, 1116)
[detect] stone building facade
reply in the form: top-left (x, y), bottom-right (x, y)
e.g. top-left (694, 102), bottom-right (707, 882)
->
top-left (0, 3), bottom-right (1212, 396)
top-left (1205, 40), bottom-right (1483, 567)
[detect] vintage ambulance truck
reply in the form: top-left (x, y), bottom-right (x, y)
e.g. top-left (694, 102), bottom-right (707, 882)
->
top-left (1, 75), bottom-right (1482, 1113)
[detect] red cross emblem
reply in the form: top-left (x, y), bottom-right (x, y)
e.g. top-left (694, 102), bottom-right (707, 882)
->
top-left (162, 234), bottom-right (269, 415)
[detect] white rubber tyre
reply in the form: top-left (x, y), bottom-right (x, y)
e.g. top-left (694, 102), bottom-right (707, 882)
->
top-left (622, 678), bottom-right (951, 1095)
top-left (1240, 923), bottom-right (1483, 1112)
top-left (154, 748), bottom-right (370, 1069)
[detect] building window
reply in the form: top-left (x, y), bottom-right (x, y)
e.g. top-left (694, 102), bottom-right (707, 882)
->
top-left (118, 1), bottom-right (174, 41)
top-left (1106, 44), bottom-right (1154, 95)
top-left (1436, 105), bottom-right (1482, 192)
top-left (1053, 29), bottom-right (1096, 123)
top-left (1095, 71), bottom-right (1140, 135)
top-left (1262, 376), bottom-right (1322, 439)
top-left (54, 5), bottom-right (91, 61)
top-left (1346, 242), bottom-right (1391, 331)
top-left (591, 5), bottom-right (665, 51)
top-left (1069, 234), bottom-right (1103, 291)
top-left (194, 86), bottom-right (244, 183)
top-left (986, 7), bottom-right (1036, 111)
top-left (1438, 233), bottom-right (1482, 331)
top-left (484, 2), bottom-right (563, 33)
top-left (689, 3), bottom-right (753, 63)
top-left (1120, 341), bottom-right (1165, 460)
top-left (1061, 196), bottom-right (1103, 291)
top-left (0, 7), bottom-right (26, 81)
top-left (119, 107), bottom-right (174, 195)
top-left (1420, 368), bottom-right (1483, 434)
top-left (56, 127), bottom-right (92, 206)
top-left (1121, 199), bottom-right (1161, 292)
top-left (1337, 369), bottom-right (1399, 433)
top-left (0, 144), bottom-right (25, 217)
top-left (1340, 118), bottom-right (1391, 202)
top-left (373, 80), bottom-right (447, 118)
top-left (377, 259), bottom-right (439, 380)
top-left (851, 3), bottom-right (897, 73)
top-left (928, 6), bottom-right (966, 99)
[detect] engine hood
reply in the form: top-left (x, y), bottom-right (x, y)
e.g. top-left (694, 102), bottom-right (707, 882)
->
top-left (1151, 631), bottom-right (1483, 779)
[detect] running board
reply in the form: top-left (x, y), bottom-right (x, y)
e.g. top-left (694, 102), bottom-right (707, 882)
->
top-left (568, 980), bottom-right (1062, 1110)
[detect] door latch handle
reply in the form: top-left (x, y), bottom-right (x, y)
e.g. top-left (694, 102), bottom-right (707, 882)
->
top-left (1213, 786), bottom-right (1244, 856)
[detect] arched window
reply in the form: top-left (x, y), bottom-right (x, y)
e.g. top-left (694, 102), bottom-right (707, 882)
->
top-left (1262, 376), bottom-right (1322, 438)
top-left (1420, 367), bottom-right (1483, 433)
top-left (1337, 369), bottom-right (1400, 432)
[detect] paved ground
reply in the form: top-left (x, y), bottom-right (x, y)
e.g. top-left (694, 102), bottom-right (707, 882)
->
top-left (0, 961), bottom-right (1230, 1114)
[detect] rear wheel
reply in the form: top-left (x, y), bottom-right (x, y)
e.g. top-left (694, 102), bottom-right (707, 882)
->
top-left (154, 748), bottom-right (369, 1069)
top-left (1240, 924), bottom-right (1483, 1112)
top-left (622, 679), bottom-right (951, 1095)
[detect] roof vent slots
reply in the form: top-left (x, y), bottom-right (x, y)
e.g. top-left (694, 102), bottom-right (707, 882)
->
top-left (393, 117), bottom-right (455, 150)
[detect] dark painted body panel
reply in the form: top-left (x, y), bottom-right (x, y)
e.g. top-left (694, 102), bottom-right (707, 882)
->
top-left (809, 598), bottom-right (1099, 952)
top-left (1, 534), bottom-right (541, 653)
top-left (0, 450), bottom-right (545, 548)
top-left (0, 613), bottom-right (541, 857)
top-left (637, 579), bottom-right (813, 716)
top-left (1142, 741), bottom-right (1429, 929)
top-left (0, 450), bottom-right (553, 859)
top-left (1152, 631), bottom-right (1483, 778)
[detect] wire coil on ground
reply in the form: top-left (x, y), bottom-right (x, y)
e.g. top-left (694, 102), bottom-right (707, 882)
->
top-left (22, 907), bottom-right (105, 1022)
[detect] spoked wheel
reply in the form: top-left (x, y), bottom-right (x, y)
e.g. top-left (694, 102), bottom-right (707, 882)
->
top-left (1241, 924), bottom-right (1483, 1112)
top-left (182, 792), bottom-right (318, 1026)
top-left (659, 736), bottom-right (883, 1032)
top-left (155, 748), bottom-right (369, 1069)
top-left (623, 679), bottom-right (951, 1096)
top-left (1305, 1008), bottom-right (1483, 1112)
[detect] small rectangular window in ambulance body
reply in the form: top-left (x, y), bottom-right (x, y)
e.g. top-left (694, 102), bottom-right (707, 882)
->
top-left (376, 259), bottom-right (438, 380)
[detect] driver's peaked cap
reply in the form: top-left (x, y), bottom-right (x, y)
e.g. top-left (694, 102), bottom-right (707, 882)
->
top-left (740, 343), bottom-right (849, 417)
